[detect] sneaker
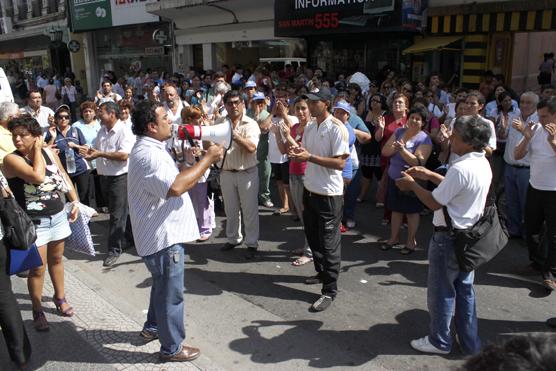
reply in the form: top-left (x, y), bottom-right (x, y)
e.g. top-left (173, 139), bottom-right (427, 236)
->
top-left (261, 200), bottom-right (274, 208)
top-left (310, 295), bottom-right (333, 312)
top-left (410, 336), bottom-right (450, 355)
top-left (543, 279), bottom-right (556, 291)
top-left (140, 328), bottom-right (158, 342)
top-left (103, 253), bottom-right (120, 267)
top-left (221, 242), bottom-right (241, 251)
top-left (346, 219), bottom-right (356, 229)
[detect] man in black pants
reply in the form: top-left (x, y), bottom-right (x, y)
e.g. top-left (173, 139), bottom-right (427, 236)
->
top-left (86, 102), bottom-right (135, 266)
top-left (289, 92), bottom-right (349, 312)
top-left (514, 97), bottom-right (556, 290)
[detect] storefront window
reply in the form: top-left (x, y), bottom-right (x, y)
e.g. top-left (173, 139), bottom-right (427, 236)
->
top-left (213, 39), bottom-right (306, 69)
top-left (94, 23), bottom-right (172, 78)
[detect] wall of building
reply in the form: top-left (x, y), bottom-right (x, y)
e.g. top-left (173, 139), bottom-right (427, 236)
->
top-left (511, 31), bottom-right (556, 92)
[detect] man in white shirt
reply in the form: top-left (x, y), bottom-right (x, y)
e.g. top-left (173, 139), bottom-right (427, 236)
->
top-left (128, 101), bottom-right (223, 362)
top-left (514, 97), bottom-right (556, 290)
top-left (464, 91), bottom-right (497, 155)
top-left (163, 85), bottom-right (189, 126)
top-left (23, 89), bottom-right (54, 129)
top-left (94, 81), bottom-right (122, 106)
top-left (288, 91), bottom-right (349, 312)
top-left (396, 115), bottom-right (493, 356)
top-left (85, 102), bottom-right (135, 266)
top-left (501, 92), bottom-right (539, 238)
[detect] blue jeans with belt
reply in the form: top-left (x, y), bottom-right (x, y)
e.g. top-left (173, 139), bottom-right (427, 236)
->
top-left (427, 231), bottom-right (481, 355)
top-left (142, 243), bottom-right (185, 356)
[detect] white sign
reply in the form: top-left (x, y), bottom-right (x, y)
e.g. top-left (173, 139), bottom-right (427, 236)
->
top-left (111, 0), bottom-right (159, 27)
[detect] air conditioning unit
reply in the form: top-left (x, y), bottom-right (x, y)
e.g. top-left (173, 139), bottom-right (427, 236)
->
top-left (0, 17), bottom-right (13, 34)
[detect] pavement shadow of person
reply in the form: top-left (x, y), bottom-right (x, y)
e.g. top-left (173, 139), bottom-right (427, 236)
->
top-left (364, 260), bottom-right (428, 288)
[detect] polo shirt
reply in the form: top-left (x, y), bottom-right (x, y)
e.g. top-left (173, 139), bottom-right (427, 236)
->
top-left (302, 115), bottom-right (350, 196)
top-left (23, 105), bottom-right (54, 129)
top-left (94, 120), bottom-right (136, 176)
top-left (128, 136), bottom-right (199, 257)
top-left (432, 151), bottom-right (492, 229)
top-left (0, 125), bottom-right (15, 165)
top-left (45, 126), bottom-right (88, 176)
top-left (217, 115), bottom-right (260, 171)
top-left (503, 111), bottom-right (537, 166)
top-left (528, 123), bottom-right (556, 191)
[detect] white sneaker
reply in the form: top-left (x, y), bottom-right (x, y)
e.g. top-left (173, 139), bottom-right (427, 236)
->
top-left (346, 219), bottom-right (356, 229)
top-left (410, 336), bottom-right (450, 355)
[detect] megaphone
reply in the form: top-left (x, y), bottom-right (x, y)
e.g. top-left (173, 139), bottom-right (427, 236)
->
top-left (176, 122), bottom-right (233, 150)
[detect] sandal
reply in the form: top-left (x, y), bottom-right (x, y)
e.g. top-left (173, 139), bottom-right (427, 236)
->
top-left (400, 246), bottom-right (415, 255)
top-left (197, 234), bottom-right (211, 242)
top-left (273, 208), bottom-right (289, 215)
top-left (53, 296), bottom-right (75, 317)
top-left (292, 256), bottom-right (313, 266)
top-left (33, 310), bottom-right (49, 332)
top-left (380, 242), bottom-right (399, 251)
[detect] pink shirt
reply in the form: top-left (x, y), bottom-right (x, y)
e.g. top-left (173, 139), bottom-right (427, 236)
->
top-left (289, 123), bottom-right (307, 175)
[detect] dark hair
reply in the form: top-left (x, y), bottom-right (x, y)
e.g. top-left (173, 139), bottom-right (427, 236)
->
top-left (55, 106), bottom-right (71, 119)
top-left (80, 101), bottom-right (96, 112)
top-left (537, 96), bottom-right (556, 114)
top-left (223, 90), bottom-right (242, 104)
top-left (408, 107), bottom-right (428, 123)
top-left (453, 115), bottom-right (491, 151)
top-left (467, 90), bottom-right (486, 105)
top-left (461, 334), bottom-right (556, 371)
top-left (27, 89), bottom-right (41, 99)
top-left (99, 101), bottom-right (120, 117)
top-left (369, 93), bottom-right (388, 112)
top-left (118, 101), bottom-right (133, 112)
top-left (131, 101), bottom-right (162, 136)
top-left (8, 116), bottom-right (43, 137)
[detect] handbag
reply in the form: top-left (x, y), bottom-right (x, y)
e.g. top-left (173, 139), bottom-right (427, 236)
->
top-left (64, 202), bottom-right (96, 256)
top-left (9, 243), bottom-right (43, 275)
top-left (443, 204), bottom-right (509, 272)
top-left (0, 184), bottom-right (37, 250)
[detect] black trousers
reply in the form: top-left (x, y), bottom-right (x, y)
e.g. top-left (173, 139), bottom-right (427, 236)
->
top-left (99, 174), bottom-right (129, 255)
top-left (525, 186), bottom-right (556, 279)
top-left (71, 170), bottom-right (92, 207)
top-left (302, 189), bottom-right (343, 298)
top-left (0, 239), bottom-right (31, 365)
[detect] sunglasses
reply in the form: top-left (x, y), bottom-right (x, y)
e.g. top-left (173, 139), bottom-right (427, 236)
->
top-left (57, 115), bottom-right (70, 120)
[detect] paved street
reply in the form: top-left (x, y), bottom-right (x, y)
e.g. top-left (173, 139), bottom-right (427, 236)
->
top-left (1, 194), bottom-right (555, 370)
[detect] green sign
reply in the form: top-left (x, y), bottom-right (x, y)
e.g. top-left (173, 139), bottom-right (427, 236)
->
top-left (69, 0), bottom-right (112, 31)
top-left (69, 0), bottom-right (159, 32)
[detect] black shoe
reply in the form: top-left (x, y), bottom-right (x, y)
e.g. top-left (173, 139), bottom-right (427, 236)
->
top-left (103, 254), bottom-right (120, 267)
top-left (139, 329), bottom-right (158, 342)
top-left (244, 247), bottom-right (257, 260)
top-left (221, 242), bottom-right (241, 251)
top-left (304, 275), bottom-right (322, 285)
top-left (547, 317), bottom-right (556, 328)
top-left (310, 295), bottom-right (333, 312)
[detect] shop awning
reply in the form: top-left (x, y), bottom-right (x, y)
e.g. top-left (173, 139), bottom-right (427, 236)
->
top-left (402, 36), bottom-right (461, 54)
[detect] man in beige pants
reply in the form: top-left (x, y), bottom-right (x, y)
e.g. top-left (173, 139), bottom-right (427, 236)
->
top-left (218, 90), bottom-right (261, 259)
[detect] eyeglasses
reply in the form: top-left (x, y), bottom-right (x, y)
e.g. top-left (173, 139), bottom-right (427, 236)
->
top-left (226, 100), bottom-right (243, 106)
top-left (57, 115), bottom-right (70, 120)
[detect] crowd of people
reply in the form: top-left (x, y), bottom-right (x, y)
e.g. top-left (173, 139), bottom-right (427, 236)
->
top-left (0, 62), bottom-right (555, 368)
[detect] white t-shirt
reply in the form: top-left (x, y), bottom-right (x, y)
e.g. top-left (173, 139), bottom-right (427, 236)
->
top-left (302, 115), bottom-right (350, 196)
top-left (23, 105), bottom-right (54, 129)
top-left (528, 123), bottom-right (556, 191)
top-left (164, 100), bottom-right (189, 126)
top-left (432, 151), bottom-right (492, 229)
top-left (95, 92), bottom-right (122, 105)
top-left (269, 115), bottom-right (298, 164)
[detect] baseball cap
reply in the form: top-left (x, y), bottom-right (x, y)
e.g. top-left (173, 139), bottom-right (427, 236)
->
top-left (245, 80), bottom-right (257, 88)
top-left (332, 100), bottom-right (352, 114)
top-left (302, 90), bottom-right (332, 102)
top-left (55, 104), bottom-right (71, 114)
top-left (252, 92), bottom-right (266, 101)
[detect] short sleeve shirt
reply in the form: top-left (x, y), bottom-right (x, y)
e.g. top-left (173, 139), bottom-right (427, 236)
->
top-left (217, 115), bottom-right (260, 171)
top-left (528, 123), bottom-right (556, 191)
top-left (94, 120), bottom-right (136, 176)
top-left (302, 115), bottom-right (350, 196)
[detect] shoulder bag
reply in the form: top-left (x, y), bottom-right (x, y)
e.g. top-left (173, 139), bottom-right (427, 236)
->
top-left (0, 184), bottom-right (37, 250)
top-left (443, 204), bottom-right (508, 272)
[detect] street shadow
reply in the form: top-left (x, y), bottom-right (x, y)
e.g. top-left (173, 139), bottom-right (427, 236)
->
top-left (228, 309), bottom-right (553, 368)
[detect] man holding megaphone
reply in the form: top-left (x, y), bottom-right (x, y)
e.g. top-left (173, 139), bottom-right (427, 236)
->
top-left (127, 101), bottom-right (224, 362)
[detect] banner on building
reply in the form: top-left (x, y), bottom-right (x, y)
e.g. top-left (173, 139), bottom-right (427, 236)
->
top-left (275, 0), bottom-right (427, 37)
top-left (69, 0), bottom-right (159, 32)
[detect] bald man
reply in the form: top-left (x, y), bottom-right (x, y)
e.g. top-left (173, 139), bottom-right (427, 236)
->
top-left (164, 85), bottom-right (190, 126)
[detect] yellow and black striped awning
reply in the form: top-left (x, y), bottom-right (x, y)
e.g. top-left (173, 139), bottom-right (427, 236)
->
top-left (429, 8), bottom-right (556, 34)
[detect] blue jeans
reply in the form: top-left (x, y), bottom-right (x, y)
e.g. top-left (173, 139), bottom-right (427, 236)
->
top-left (142, 244), bottom-right (186, 356)
top-left (343, 167), bottom-right (361, 221)
top-left (503, 164), bottom-right (530, 237)
top-left (427, 231), bottom-right (481, 355)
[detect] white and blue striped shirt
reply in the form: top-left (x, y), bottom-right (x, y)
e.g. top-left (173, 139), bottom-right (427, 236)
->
top-left (128, 136), bottom-right (199, 257)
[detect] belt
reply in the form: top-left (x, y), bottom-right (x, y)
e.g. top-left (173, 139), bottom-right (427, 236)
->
top-left (226, 169), bottom-right (244, 173)
top-left (433, 226), bottom-right (450, 232)
top-left (509, 164), bottom-right (530, 169)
